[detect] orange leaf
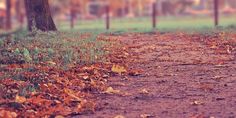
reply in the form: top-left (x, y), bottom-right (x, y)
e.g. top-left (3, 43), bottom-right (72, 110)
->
top-left (0, 110), bottom-right (17, 118)
top-left (15, 95), bottom-right (26, 103)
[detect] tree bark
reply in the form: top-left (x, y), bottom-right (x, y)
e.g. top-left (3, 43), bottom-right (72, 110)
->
top-left (24, 0), bottom-right (57, 31)
top-left (214, 0), bottom-right (219, 26)
top-left (6, 0), bottom-right (11, 30)
top-left (70, 0), bottom-right (76, 29)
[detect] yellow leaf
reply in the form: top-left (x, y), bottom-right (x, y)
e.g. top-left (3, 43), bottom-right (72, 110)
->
top-left (55, 115), bottom-right (64, 118)
top-left (114, 115), bottom-right (125, 118)
top-left (111, 65), bottom-right (127, 74)
top-left (105, 87), bottom-right (120, 94)
top-left (15, 95), bottom-right (26, 103)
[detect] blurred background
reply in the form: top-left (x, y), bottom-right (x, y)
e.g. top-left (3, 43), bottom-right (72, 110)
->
top-left (0, 0), bottom-right (236, 32)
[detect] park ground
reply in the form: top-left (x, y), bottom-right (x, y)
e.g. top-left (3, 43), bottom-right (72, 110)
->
top-left (78, 32), bottom-right (236, 118)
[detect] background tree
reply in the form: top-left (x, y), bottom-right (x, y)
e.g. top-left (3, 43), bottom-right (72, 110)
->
top-left (5, 0), bottom-right (11, 30)
top-left (15, 0), bottom-right (25, 28)
top-left (24, 0), bottom-right (56, 31)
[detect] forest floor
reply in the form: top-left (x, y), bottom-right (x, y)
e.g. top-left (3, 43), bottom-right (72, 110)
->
top-left (79, 32), bottom-right (236, 118)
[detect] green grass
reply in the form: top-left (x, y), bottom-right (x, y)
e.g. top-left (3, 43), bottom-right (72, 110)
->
top-left (57, 15), bottom-right (236, 33)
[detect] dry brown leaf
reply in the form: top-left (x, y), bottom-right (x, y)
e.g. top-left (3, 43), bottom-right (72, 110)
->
top-left (128, 69), bottom-right (142, 76)
top-left (140, 89), bottom-right (149, 94)
top-left (77, 100), bottom-right (95, 113)
top-left (46, 61), bottom-right (57, 65)
top-left (82, 75), bottom-right (89, 80)
top-left (190, 114), bottom-right (205, 118)
top-left (64, 88), bottom-right (83, 101)
top-left (210, 44), bottom-right (217, 49)
top-left (102, 74), bottom-right (109, 78)
top-left (191, 101), bottom-right (204, 105)
top-left (140, 114), bottom-right (154, 118)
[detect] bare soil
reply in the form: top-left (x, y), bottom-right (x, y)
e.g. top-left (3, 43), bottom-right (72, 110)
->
top-left (78, 33), bottom-right (236, 118)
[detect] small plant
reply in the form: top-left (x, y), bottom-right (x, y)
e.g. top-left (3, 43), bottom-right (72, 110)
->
top-left (32, 47), bottom-right (40, 62)
top-left (22, 48), bottom-right (32, 63)
top-left (14, 48), bottom-right (21, 55)
top-left (0, 40), bottom-right (4, 47)
top-left (47, 48), bottom-right (54, 59)
top-left (63, 50), bottom-right (73, 65)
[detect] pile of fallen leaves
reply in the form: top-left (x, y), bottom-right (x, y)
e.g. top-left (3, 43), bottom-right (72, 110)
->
top-left (0, 32), bottom-right (130, 117)
top-left (0, 63), bottom-right (113, 117)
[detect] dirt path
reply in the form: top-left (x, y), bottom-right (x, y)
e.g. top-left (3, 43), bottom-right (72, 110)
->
top-left (79, 33), bottom-right (236, 118)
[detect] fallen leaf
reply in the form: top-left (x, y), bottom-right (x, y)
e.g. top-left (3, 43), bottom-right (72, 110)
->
top-left (114, 115), bottom-right (125, 118)
top-left (55, 115), bottom-right (65, 118)
top-left (210, 44), bottom-right (217, 49)
top-left (46, 61), bottom-right (56, 66)
top-left (190, 114), bottom-right (204, 118)
top-left (128, 69), bottom-right (142, 76)
top-left (140, 89), bottom-right (149, 94)
top-left (191, 101), bottom-right (204, 105)
top-left (140, 114), bottom-right (154, 118)
top-left (111, 65), bottom-right (127, 75)
top-left (0, 110), bottom-right (17, 118)
top-left (227, 45), bottom-right (231, 54)
top-left (82, 75), bottom-right (89, 80)
top-left (105, 87), bottom-right (120, 94)
top-left (64, 89), bottom-right (83, 102)
top-left (15, 95), bottom-right (26, 103)
top-left (212, 76), bottom-right (223, 80)
top-left (77, 100), bottom-right (95, 113)
top-left (102, 74), bottom-right (109, 78)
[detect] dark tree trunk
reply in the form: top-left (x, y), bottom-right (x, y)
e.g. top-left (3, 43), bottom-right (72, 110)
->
top-left (6, 0), bottom-right (11, 30)
top-left (24, 0), bottom-right (57, 31)
top-left (105, 5), bottom-right (110, 30)
top-left (70, 4), bottom-right (76, 29)
top-left (214, 0), bottom-right (219, 26)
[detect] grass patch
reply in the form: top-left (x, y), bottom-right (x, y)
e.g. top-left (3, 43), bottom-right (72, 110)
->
top-left (57, 15), bottom-right (236, 32)
top-left (0, 29), bottom-right (111, 67)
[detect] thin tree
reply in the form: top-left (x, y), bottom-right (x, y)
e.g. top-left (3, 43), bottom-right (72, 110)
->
top-left (15, 0), bottom-right (24, 28)
top-left (6, 0), bottom-right (11, 30)
top-left (70, 0), bottom-right (76, 29)
top-left (214, 0), bottom-right (219, 26)
top-left (24, 0), bottom-right (57, 31)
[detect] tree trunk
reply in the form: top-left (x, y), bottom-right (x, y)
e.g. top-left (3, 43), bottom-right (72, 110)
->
top-left (24, 0), bottom-right (57, 31)
top-left (214, 0), bottom-right (219, 26)
top-left (6, 0), bottom-right (11, 30)
top-left (16, 0), bottom-right (24, 28)
top-left (70, 0), bottom-right (76, 29)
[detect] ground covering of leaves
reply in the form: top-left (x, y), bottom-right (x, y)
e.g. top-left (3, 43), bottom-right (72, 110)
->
top-left (0, 31), bottom-right (127, 117)
top-left (79, 31), bottom-right (236, 118)
top-left (0, 31), bottom-right (236, 118)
